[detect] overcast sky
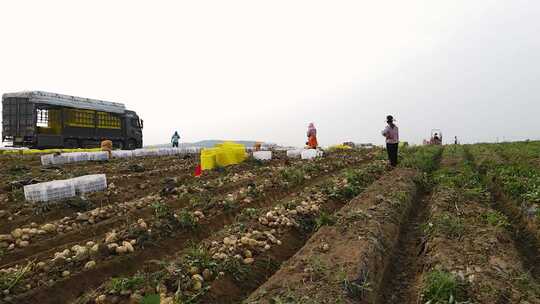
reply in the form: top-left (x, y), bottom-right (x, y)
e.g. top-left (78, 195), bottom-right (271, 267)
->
top-left (1, 0), bottom-right (538, 147)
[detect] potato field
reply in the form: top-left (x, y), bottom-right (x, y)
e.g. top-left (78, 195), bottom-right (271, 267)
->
top-left (0, 144), bottom-right (539, 304)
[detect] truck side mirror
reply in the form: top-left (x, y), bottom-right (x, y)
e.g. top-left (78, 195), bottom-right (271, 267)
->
top-left (140, 120), bottom-right (144, 128)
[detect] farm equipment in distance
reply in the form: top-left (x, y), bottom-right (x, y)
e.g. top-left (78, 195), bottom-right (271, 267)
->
top-left (428, 129), bottom-right (443, 145)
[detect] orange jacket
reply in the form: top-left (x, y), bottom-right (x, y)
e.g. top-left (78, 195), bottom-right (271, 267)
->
top-left (308, 135), bottom-right (318, 149)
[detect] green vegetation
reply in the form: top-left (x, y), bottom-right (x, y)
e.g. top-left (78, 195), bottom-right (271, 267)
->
top-left (151, 201), bottom-right (173, 218)
top-left (422, 270), bottom-right (468, 304)
top-left (513, 272), bottom-right (540, 296)
top-left (343, 269), bottom-right (372, 299)
top-left (184, 244), bottom-right (217, 272)
top-left (0, 262), bottom-right (33, 292)
top-left (177, 210), bottom-right (198, 229)
top-left (107, 274), bottom-right (145, 294)
top-left (468, 142), bottom-right (540, 220)
top-left (280, 167), bottom-right (305, 186)
top-left (495, 165), bottom-right (540, 210)
top-left (483, 210), bottom-right (510, 228)
top-left (314, 212), bottom-right (336, 231)
top-left (400, 146), bottom-right (443, 173)
top-left (141, 294), bottom-right (160, 304)
top-left (426, 214), bottom-right (465, 239)
top-left (247, 183), bottom-right (261, 198)
top-left (8, 188), bottom-right (25, 203)
top-left (326, 162), bottom-right (385, 201)
top-left (237, 207), bottom-right (260, 221)
top-left (219, 257), bottom-right (251, 282)
top-left (7, 164), bottom-right (29, 176)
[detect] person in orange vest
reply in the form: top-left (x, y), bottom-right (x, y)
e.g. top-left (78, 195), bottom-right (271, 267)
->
top-left (306, 123), bottom-right (318, 149)
top-left (100, 139), bottom-right (113, 159)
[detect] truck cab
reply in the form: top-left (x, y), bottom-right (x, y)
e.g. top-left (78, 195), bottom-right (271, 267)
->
top-left (124, 110), bottom-right (144, 149)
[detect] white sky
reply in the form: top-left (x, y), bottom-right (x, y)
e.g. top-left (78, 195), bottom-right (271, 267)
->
top-left (1, 0), bottom-right (538, 147)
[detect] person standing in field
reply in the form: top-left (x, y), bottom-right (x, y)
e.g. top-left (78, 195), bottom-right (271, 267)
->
top-left (306, 123), bottom-right (318, 149)
top-left (171, 131), bottom-right (180, 148)
top-left (454, 136), bottom-right (458, 145)
top-left (382, 115), bottom-right (399, 167)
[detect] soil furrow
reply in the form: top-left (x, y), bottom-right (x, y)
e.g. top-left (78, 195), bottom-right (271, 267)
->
top-left (464, 147), bottom-right (540, 280)
top-left (8, 156), bottom-right (372, 304)
top-left (0, 158), bottom-right (298, 265)
top-left (0, 158), bottom-right (198, 230)
top-left (243, 147), bottom-right (442, 304)
top-left (414, 146), bottom-right (540, 303)
top-left (376, 194), bottom-right (430, 304)
top-left (199, 163), bottom-right (386, 304)
top-left (73, 159), bottom-right (386, 304)
top-left (488, 188), bottom-right (540, 280)
top-left (0, 178), bottom-right (253, 267)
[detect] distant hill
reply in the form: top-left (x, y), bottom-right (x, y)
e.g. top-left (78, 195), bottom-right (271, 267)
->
top-left (147, 140), bottom-right (259, 149)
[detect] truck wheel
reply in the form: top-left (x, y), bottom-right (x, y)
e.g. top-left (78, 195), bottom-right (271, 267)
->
top-left (127, 139), bottom-right (137, 150)
top-left (113, 141), bottom-right (124, 150)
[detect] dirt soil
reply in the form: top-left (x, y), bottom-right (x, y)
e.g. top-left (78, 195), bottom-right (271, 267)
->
top-left (376, 195), bottom-right (430, 304)
top-left (6, 152), bottom-right (373, 304)
top-left (245, 168), bottom-right (420, 304)
top-left (197, 162), bottom-right (386, 304)
top-left (418, 149), bottom-right (540, 304)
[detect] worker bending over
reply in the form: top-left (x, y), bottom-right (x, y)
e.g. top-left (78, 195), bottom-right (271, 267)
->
top-left (382, 115), bottom-right (399, 167)
top-left (101, 139), bottom-right (113, 159)
top-left (306, 123), bottom-right (318, 149)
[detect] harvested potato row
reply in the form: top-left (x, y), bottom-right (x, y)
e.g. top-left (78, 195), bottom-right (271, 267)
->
top-left (245, 168), bottom-right (421, 304)
top-left (75, 160), bottom-right (387, 304)
top-left (1, 149), bottom-right (362, 263)
top-left (0, 155), bottom-right (283, 234)
top-left (418, 147), bottom-right (540, 303)
top-left (0, 167), bottom-right (264, 266)
top-left (0, 157), bottom-right (197, 234)
top-left (2, 151), bottom-right (374, 304)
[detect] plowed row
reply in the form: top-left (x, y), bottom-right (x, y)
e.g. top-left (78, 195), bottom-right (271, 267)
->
top-left (0, 149), bottom-right (377, 304)
top-left (2, 144), bottom-right (538, 304)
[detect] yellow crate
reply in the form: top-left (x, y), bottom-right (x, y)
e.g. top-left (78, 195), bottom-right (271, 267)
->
top-left (97, 112), bottom-right (121, 129)
top-left (200, 142), bottom-right (247, 170)
top-left (65, 109), bottom-right (95, 128)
